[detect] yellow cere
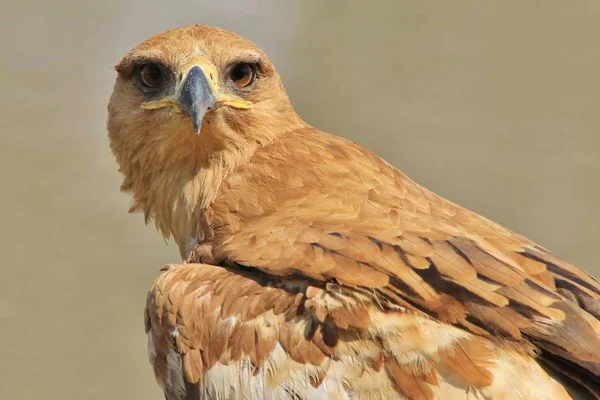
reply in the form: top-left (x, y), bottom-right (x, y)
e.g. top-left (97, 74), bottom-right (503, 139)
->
top-left (183, 60), bottom-right (219, 94)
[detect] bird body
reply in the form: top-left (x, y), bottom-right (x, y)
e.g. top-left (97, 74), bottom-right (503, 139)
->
top-left (108, 25), bottom-right (600, 399)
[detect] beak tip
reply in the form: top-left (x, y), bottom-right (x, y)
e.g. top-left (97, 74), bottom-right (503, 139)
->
top-left (193, 120), bottom-right (202, 136)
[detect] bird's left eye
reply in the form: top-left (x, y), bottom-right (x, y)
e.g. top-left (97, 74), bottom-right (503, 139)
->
top-left (139, 63), bottom-right (164, 88)
top-left (230, 63), bottom-right (256, 88)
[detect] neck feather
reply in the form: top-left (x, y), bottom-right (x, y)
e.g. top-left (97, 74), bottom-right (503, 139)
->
top-left (112, 101), bottom-right (306, 256)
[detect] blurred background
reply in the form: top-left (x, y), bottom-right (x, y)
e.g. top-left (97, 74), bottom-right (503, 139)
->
top-left (1, 1), bottom-right (599, 398)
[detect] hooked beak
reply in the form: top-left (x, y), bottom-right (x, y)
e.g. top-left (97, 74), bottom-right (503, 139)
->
top-left (178, 65), bottom-right (217, 135)
top-left (140, 61), bottom-right (252, 136)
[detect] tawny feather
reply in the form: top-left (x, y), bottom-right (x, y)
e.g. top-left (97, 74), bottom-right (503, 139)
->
top-left (109, 25), bottom-right (600, 399)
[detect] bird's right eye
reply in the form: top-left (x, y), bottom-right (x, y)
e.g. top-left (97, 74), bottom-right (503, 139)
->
top-left (139, 63), bottom-right (164, 88)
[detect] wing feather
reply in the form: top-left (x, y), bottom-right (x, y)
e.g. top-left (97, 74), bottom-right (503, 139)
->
top-left (186, 130), bottom-right (600, 395)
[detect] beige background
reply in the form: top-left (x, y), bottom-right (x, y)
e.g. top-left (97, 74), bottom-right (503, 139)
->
top-left (1, 1), bottom-right (599, 399)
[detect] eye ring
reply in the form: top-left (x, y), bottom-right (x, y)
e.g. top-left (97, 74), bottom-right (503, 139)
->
top-left (230, 63), bottom-right (256, 88)
top-left (139, 63), bottom-right (164, 88)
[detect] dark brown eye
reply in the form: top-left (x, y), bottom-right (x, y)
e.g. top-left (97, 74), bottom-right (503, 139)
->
top-left (230, 63), bottom-right (255, 87)
top-left (139, 63), bottom-right (164, 88)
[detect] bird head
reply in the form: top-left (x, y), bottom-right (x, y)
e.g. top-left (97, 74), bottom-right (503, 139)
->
top-left (108, 25), bottom-right (303, 169)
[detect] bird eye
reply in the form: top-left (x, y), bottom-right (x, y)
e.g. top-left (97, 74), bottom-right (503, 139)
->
top-left (139, 63), bottom-right (164, 88)
top-left (230, 63), bottom-right (256, 87)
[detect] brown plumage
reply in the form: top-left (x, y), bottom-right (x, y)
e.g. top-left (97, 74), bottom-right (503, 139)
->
top-left (108, 25), bottom-right (600, 399)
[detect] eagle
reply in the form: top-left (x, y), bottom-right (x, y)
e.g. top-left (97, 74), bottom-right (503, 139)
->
top-left (107, 25), bottom-right (600, 399)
